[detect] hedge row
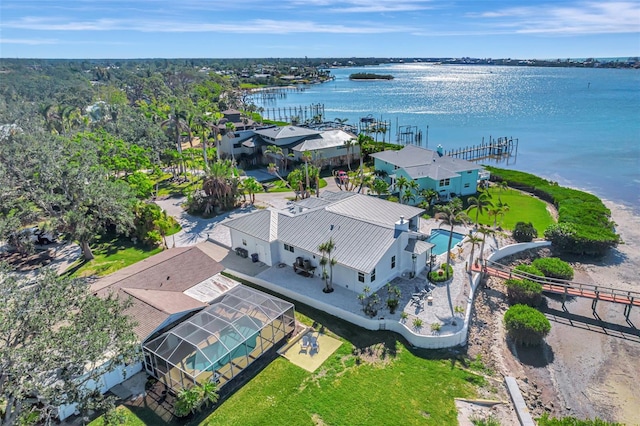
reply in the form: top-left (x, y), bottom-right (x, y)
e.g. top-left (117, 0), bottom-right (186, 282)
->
top-left (486, 167), bottom-right (619, 255)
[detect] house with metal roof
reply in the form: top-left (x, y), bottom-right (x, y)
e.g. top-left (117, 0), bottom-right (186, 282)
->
top-left (224, 192), bottom-right (433, 294)
top-left (370, 144), bottom-right (483, 203)
top-left (221, 125), bottom-right (359, 171)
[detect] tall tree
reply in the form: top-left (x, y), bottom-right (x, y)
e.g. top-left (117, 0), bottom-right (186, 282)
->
top-left (395, 176), bottom-right (409, 203)
top-left (1, 133), bottom-right (136, 260)
top-left (355, 133), bottom-right (371, 186)
top-left (466, 190), bottom-right (493, 228)
top-left (318, 238), bottom-right (336, 293)
top-left (0, 265), bottom-right (139, 426)
top-left (160, 106), bottom-right (189, 174)
top-left (434, 198), bottom-right (470, 278)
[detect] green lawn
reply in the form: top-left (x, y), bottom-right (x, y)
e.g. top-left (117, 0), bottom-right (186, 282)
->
top-left (65, 235), bottom-right (164, 278)
top-left (471, 187), bottom-right (555, 234)
top-left (88, 407), bottom-right (147, 426)
top-left (94, 300), bottom-right (483, 426)
top-left (152, 173), bottom-right (198, 198)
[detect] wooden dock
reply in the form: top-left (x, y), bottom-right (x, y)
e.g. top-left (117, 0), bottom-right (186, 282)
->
top-left (472, 260), bottom-right (640, 323)
top-left (446, 137), bottom-right (518, 161)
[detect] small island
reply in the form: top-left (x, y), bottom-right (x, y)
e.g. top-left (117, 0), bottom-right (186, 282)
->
top-left (349, 72), bottom-right (394, 80)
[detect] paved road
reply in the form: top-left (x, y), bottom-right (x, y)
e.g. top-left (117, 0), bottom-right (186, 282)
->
top-left (154, 175), bottom-right (351, 248)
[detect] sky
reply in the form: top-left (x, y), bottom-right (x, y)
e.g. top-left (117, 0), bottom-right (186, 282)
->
top-left (1, 0), bottom-right (639, 59)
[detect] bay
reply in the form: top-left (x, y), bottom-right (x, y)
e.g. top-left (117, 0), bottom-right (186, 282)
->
top-left (253, 64), bottom-right (640, 212)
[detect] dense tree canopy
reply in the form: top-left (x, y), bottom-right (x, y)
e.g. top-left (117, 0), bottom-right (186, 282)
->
top-left (0, 265), bottom-right (139, 425)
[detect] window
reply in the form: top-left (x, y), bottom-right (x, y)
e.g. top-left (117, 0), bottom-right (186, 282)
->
top-left (358, 272), bottom-right (365, 283)
top-left (371, 268), bottom-right (376, 282)
top-left (439, 178), bottom-right (450, 187)
top-left (467, 171), bottom-right (473, 174)
top-left (391, 256), bottom-right (396, 269)
top-left (464, 183), bottom-right (470, 188)
top-left (284, 243), bottom-right (294, 253)
top-left (242, 239), bottom-right (247, 246)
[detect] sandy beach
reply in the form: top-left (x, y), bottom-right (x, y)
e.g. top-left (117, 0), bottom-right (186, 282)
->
top-left (466, 200), bottom-right (640, 425)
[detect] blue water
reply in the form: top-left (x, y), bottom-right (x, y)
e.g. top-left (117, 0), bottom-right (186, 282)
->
top-left (254, 64), bottom-right (640, 212)
top-left (428, 229), bottom-right (465, 256)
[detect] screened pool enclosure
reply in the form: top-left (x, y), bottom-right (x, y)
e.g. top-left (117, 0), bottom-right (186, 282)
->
top-left (143, 285), bottom-right (295, 392)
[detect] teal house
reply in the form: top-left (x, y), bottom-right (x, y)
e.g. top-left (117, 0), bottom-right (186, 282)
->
top-left (370, 145), bottom-right (484, 203)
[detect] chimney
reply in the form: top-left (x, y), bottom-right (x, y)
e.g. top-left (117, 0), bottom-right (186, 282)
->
top-left (395, 216), bottom-right (409, 233)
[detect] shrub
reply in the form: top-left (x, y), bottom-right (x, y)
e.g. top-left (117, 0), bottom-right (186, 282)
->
top-left (512, 221), bottom-right (538, 242)
top-left (504, 304), bottom-right (551, 346)
top-left (428, 263), bottom-right (453, 282)
top-left (532, 257), bottom-right (574, 280)
top-left (504, 278), bottom-right (543, 307)
top-left (537, 412), bottom-right (623, 426)
top-left (513, 264), bottom-right (544, 280)
top-left (412, 318), bottom-right (424, 330)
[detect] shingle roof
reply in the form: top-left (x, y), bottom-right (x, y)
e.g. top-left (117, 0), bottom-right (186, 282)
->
top-left (370, 145), bottom-right (481, 180)
top-left (92, 246), bottom-right (225, 341)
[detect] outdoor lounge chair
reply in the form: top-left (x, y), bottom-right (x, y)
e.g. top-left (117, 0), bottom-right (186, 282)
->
top-left (311, 337), bottom-right (319, 352)
top-left (300, 334), bottom-right (310, 352)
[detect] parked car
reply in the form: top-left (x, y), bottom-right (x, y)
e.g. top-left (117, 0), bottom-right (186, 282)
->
top-left (336, 170), bottom-right (349, 183)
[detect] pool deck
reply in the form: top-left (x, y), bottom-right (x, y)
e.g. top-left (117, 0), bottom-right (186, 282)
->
top-left (201, 219), bottom-right (508, 339)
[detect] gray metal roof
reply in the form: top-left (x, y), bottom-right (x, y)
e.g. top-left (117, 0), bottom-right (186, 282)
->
top-left (326, 192), bottom-right (424, 228)
top-left (225, 192), bottom-right (425, 272)
top-left (405, 238), bottom-right (434, 255)
top-left (371, 145), bottom-right (481, 180)
top-left (292, 129), bottom-right (356, 152)
top-left (223, 209), bottom-right (278, 242)
top-left (278, 209), bottom-right (396, 272)
top-left (253, 126), bottom-right (320, 140)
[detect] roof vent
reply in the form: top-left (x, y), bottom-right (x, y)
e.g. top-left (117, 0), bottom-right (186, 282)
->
top-left (330, 224), bottom-right (334, 230)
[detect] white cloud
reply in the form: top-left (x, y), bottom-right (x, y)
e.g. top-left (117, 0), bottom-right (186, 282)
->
top-left (3, 17), bottom-right (410, 34)
top-left (0, 37), bottom-right (58, 45)
top-left (472, 1), bottom-right (640, 34)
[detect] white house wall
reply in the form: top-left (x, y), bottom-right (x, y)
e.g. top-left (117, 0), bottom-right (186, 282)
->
top-left (229, 230), bottom-right (273, 266)
top-left (57, 362), bottom-right (143, 421)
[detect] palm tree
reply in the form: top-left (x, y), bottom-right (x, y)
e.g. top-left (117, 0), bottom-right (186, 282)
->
top-left (496, 198), bottom-right (510, 228)
top-left (193, 113), bottom-right (211, 172)
top-left (434, 198), bottom-right (470, 278)
top-left (161, 107), bottom-right (190, 174)
top-left (343, 138), bottom-right (354, 171)
top-left (395, 176), bottom-right (410, 203)
top-left (198, 381), bottom-right (219, 408)
top-left (318, 238), bottom-right (336, 293)
top-left (403, 188), bottom-right (416, 205)
top-left (466, 190), bottom-right (493, 228)
top-left (370, 178), bottom-right (389, 197)
top-left (242, 177), bottom-right (262, 204)
top-left (201, 160), bottom-right (240, 215)
top-left (355, 133), bottom-right (371, 185)
top-left (419, 188), bottom-right (439, 207)
top-left (476, 225), bottom-right (495, 262)
top-left (467, 233), bottom-right (484, 272)
top-left (302, 150), bottom-right (312, 195)
top-left (224, 122), bottom-right (236, 161)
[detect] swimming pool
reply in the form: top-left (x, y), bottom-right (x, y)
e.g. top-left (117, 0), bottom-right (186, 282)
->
top-left (428, 229), bottom-right (465, 255)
